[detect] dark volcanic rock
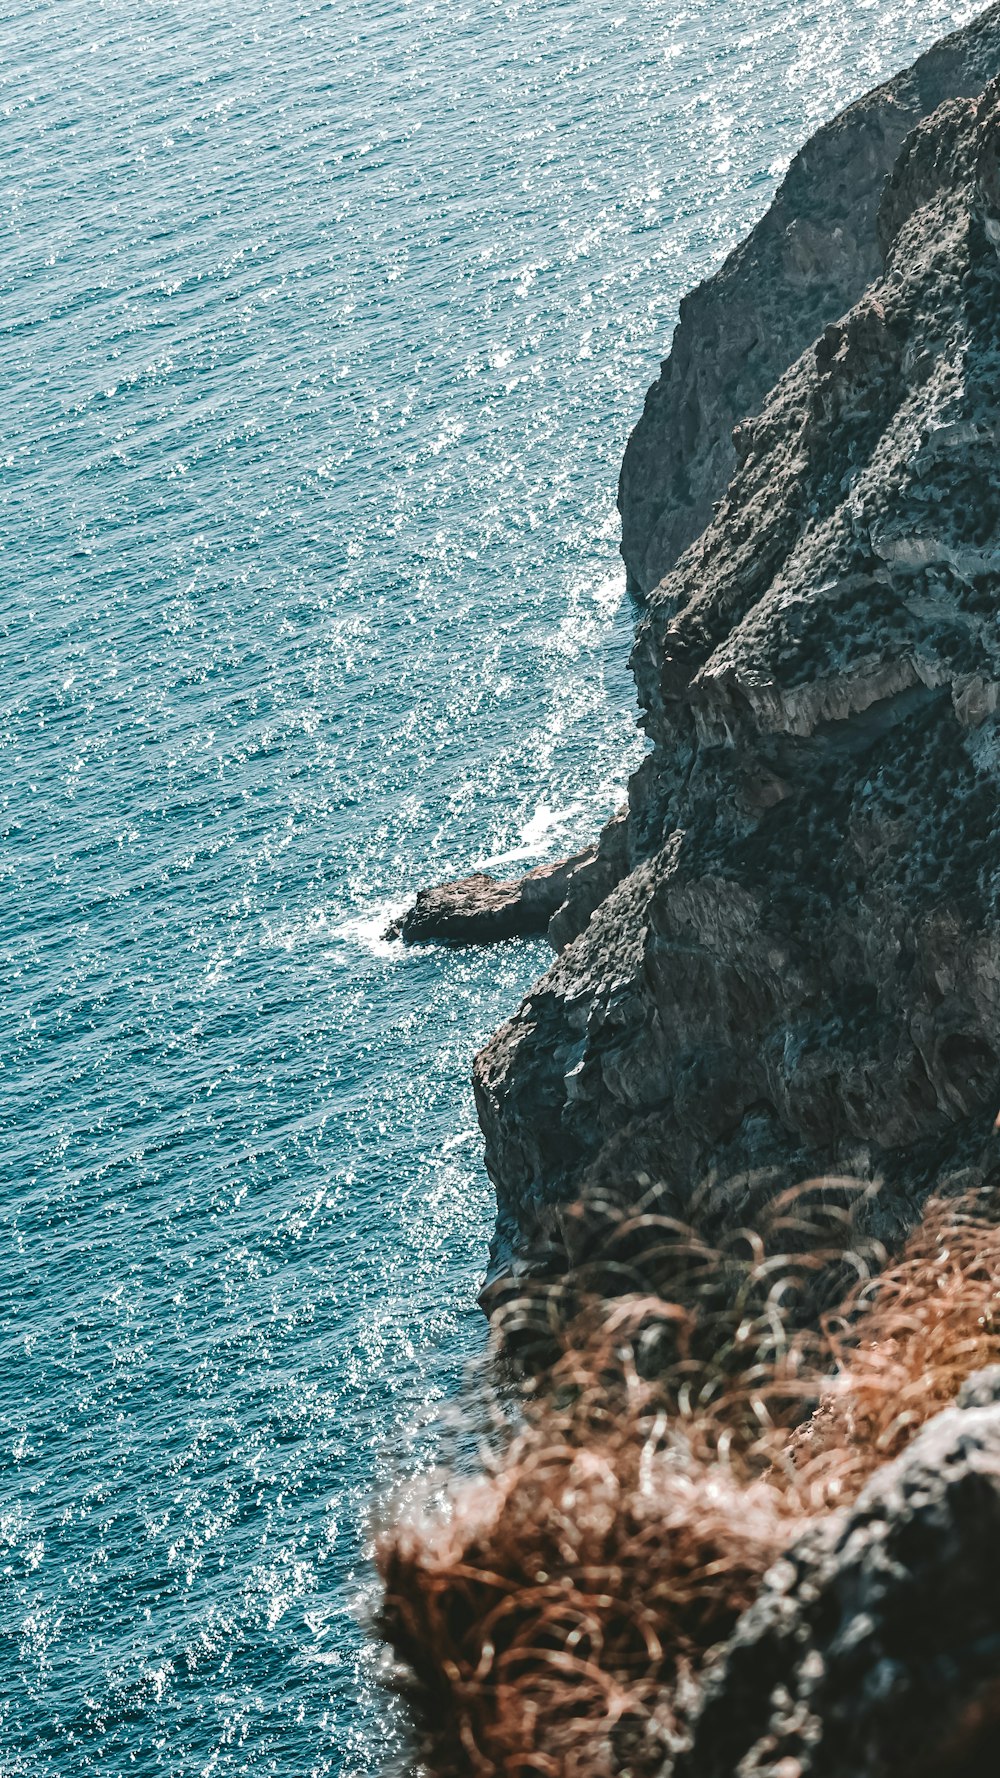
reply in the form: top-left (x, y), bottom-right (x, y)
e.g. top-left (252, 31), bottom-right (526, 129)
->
top-left (619, 2), bottom-right (1000, 598)
top-left (475, 43), bottom-right (1000, 1285)
top-left (387, 848), bottom-right (596, 945)
top-left (673, 1389), bottom-right (1000, 1778)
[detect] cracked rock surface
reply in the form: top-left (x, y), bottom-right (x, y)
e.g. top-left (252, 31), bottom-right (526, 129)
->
top-left (475, 27), bottom-right (1000, 1285)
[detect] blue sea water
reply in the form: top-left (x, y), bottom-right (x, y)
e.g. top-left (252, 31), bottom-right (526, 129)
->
top-left (0, 0), bottom-right (984, 1771)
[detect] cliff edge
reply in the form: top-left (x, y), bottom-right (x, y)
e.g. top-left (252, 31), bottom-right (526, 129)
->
top-left (475, 9), bottom-right (1000, 1288)
top-left (378, 18), bottom-right (1000, 1774)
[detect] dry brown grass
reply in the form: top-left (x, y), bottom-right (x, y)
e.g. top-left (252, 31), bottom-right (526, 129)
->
top-left (787, 1192), bottom-right (1000, 1504)
top-left (375, 1187), bottom-right (1000, 1777)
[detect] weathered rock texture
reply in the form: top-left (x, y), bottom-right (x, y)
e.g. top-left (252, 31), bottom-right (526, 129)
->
top-left (620, 3), bottom-right (1000, 598)
top-left (475, 22), bottom-right (1000, 1286)
top-left (675, 1382), bottom-right (1000, 1778)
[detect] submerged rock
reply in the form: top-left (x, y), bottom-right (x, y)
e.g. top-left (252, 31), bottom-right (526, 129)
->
top-left (475, 21), bottom-right (1000, 1287)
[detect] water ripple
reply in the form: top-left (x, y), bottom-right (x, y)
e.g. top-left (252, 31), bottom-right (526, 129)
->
top-left (0, 0), bottom-right (982, 1771)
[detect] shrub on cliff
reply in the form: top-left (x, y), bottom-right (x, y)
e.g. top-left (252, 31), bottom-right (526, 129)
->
top-left (376, 1189), bottom-right (1000, 1777)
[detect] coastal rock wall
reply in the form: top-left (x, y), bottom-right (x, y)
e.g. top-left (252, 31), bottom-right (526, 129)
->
top-left (619, 3), bottom-right (1000, 599)
top-left (475, 32), bottom-right (1000, 1287)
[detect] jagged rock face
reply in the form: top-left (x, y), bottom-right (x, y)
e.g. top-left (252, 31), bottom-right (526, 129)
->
top-left (475, 71), bottom-right (1000, 1284)
top-left (673, 1387), bottom-right (1000, 1778)
top-left (619, 3), bottom-right (1000, 599)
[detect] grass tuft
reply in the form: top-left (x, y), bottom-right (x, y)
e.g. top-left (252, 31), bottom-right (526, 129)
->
top-left (376, 1188), bottom-right (1000, 1776)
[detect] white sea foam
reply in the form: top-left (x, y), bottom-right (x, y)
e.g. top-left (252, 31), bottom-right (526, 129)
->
top-left (330, 903), bottom-right (410, 956)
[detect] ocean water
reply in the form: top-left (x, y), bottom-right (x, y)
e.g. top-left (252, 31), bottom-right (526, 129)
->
top-left (0, 0), bottom-right (983, 1771)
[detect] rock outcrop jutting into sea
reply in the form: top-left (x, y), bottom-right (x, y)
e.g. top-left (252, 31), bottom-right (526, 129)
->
top-left (474, 6), bottom-right (1000, 1287)
top-left (385, 848), bottom-right (600, 945)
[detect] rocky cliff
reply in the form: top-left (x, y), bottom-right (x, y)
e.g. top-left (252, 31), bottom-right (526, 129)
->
top-left (619, 3), bottom-right (1000, 598)
top-left (474, 10), bottom-right (1000, 1289)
